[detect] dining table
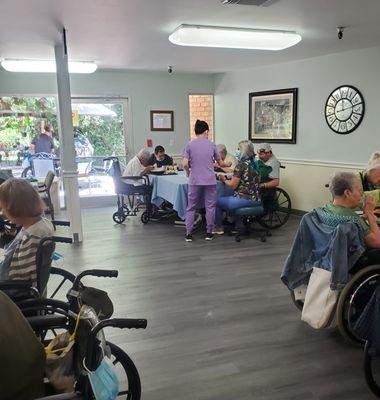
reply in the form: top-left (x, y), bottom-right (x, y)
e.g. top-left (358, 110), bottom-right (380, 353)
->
top-left (149, 171), bottom-right (233, 220)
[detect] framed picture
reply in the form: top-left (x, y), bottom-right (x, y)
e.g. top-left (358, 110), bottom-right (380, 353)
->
top-left (249, 88), bottom-right (298, 144)
top-left (150, 110), bottom-right (174, 131)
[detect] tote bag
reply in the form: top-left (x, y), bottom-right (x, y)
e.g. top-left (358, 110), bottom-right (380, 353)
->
top-left (301, 267), bottom-right (339, 329)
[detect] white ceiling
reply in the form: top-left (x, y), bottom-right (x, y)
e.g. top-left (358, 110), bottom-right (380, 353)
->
top-left (1, 0), bottom-right (380, 73)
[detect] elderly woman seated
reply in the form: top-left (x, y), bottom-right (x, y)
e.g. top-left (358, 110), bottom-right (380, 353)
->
top-left (215, 144), bottom-right (238, 173)
top-left (317, 171), bottom-right (380, 248)
top-left (214, 140), bottom-right (261, 234)
top-left (0, 178), bottom-right (54, 291)
top-left (358, 151), bottom-right (380, 206)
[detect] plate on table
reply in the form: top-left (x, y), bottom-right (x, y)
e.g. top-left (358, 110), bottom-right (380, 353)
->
top-left (150, 170), bottom-right (165, 175)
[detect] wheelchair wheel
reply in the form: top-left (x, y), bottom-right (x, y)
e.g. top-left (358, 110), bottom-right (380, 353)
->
top-left (107, 341), bottom-right (141, 400)
top-left (113, 212), bottom-right (126, 224)
top-left (21, 166), bottom-right (33, 178)
top-left (140, 211), bottom-right (149, 224)
top-left (258, 187), bottom-right (291, 229)
top-left (364, 341), bottom-right (380, 398)
top-left (336, 264), bottom-right (380, 345)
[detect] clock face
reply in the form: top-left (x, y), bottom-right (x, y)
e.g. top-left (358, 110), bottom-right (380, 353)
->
top-left (325, 85), bottom-right (365, 134)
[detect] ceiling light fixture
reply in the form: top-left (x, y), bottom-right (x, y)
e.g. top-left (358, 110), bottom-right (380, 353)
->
top-left (0, 59), bottom-right (98, 73)
top-left (169, 24), bottom-right (302, 50)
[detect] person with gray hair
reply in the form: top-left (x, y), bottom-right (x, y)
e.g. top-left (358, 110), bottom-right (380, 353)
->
top-left (215, 144), bottom-right (238, 173)
top-left (358, 151), bottom-right (380, 206)
top-left (317, 171), bottom-right (380, 248)
top-left (214, 140), bottom-right (261, 234)
top-left (123, 148), bottom-right (154, 187)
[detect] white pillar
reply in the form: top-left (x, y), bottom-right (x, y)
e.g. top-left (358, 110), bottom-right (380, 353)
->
top-left (54, 28), bottom-right (83, 242)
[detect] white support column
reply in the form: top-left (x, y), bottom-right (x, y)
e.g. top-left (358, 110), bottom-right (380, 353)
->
top-left (54, 28), bottom-right (83, 242)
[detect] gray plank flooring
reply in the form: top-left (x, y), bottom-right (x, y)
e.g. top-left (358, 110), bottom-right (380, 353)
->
top-left (53, 207), bottom-right (374, 400)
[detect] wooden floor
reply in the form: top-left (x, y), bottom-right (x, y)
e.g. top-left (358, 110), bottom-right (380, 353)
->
top-left (55, 207), bottom-right (374, 400)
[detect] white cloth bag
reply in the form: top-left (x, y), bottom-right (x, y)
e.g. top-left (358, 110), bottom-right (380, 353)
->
top-left (301, 267), bottom-right (339, 329)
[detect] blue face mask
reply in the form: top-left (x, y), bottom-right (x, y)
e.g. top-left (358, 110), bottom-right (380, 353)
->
top-left (88, 357), bottom-right (119, 400)
top-left (235, 150), bottom-right (241, 160)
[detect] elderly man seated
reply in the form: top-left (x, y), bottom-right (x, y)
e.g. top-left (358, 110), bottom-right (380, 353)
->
top-left (123, 148), bottom-right (154, 194)
top-left (317, 171), bottom-right (380, 248)
top-left (215, 144), bottom-right (238, 173)
top-left (257, 143), bottom-right (280, 190)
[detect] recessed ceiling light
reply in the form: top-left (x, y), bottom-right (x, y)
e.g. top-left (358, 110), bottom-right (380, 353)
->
top-left (0, 59), bottom-right (98, 73)
top-left (169, 24), bottom-right (302, 50)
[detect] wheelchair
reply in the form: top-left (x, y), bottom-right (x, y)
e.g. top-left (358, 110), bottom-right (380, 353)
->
top-left (0, 230), bottom-right (148, 399)
top-left (257, 166), bottom-right (292, 230)
top-left (290, 248), bottom-right (380, 345)
top-left (13, 297), bottom-right (147, 399)
top-left (107, 156), bottom-right (176, 225)
top-left (105, 156), bottom-right (152, 225)
top-left (0, 221), bottom-right (73, 302)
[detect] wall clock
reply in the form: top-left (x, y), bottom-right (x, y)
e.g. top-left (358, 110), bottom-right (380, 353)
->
top-left (325, 85), bottom-right (365, 134)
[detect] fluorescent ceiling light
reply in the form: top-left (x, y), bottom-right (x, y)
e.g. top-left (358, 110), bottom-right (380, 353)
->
top-left (169, 24), bottom-right (302, 50)
top-left (0, 59), bottom-right (97, 73)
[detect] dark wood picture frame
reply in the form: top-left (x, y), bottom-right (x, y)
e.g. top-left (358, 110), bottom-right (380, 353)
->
top-left (248, 88), bottom-right (298, 144)
top-left (150, 110), bottom-right (174, 131)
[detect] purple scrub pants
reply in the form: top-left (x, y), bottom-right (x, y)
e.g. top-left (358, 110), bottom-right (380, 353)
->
top-left (185, 184), bottom-right (216, 234)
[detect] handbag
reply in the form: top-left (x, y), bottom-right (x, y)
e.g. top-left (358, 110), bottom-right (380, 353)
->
top-left (44, 307), bottom-right (82, 392)
top-left (301, 267), bottom-right (339, 329)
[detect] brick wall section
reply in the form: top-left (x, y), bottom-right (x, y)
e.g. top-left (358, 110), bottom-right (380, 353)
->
top-left (188, 95), bottom-right (214, 141)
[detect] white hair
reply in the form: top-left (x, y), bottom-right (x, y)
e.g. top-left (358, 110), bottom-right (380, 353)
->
top-left (366, 151), bottom-right (380, 172)
top-left (137, 148), bottom-right (150, 160)
top-left (238, 140), bottom-right (255, 158)
top-left (216, 144), bottom-right (227, 153)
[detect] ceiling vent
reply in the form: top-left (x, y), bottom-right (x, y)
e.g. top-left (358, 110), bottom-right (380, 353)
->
top-left (221, 0), bottom-right (277, 6)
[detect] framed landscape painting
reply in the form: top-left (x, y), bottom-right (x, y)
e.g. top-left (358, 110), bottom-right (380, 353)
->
top-left (249, 88), bottom-right (298, 144)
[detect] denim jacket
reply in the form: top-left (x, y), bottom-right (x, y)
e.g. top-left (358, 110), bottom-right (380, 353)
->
top-left (281, 211), bottom-right (365, 290)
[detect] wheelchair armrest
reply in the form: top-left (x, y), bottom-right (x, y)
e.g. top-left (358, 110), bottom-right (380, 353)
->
top-left (0, 279), bottom-right (32, 290)
top-left (121, 175), bottom-right (150, 186)
top-left (52, 220), bottom-right (71, 227)
top-left (17, 297), bottom-right (70, 312)
top-left (121, 175), bottom-right (144, 180)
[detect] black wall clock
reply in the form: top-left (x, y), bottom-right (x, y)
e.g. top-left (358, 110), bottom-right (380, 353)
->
top-left (325, 85), bottom-right (365, 134)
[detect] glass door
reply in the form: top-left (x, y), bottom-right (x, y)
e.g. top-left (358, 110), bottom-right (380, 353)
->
top-left (71, 98), bottom-right (129, 198)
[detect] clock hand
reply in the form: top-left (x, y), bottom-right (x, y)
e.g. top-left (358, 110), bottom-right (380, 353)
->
top-left (336, 104), bottom-right (353, 113)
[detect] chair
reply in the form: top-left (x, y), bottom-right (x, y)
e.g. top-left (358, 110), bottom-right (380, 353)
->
top-left (232, 205), bottom-right (271, 242)
top-left (38, 170), bottom-right (55, 223)
top-left (33, 153), bottom-right (55, 179)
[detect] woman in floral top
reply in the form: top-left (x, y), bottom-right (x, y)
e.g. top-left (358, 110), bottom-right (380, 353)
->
top-left (214, 140), bottom-right (261, 234)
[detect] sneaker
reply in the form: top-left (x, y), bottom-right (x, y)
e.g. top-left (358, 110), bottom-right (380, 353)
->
top-left (185, 234), bottom-right (193, 242)
top-left (212, 228), bottom-right (224, 235)
top-left (205, 233), bottom-right (214, 241)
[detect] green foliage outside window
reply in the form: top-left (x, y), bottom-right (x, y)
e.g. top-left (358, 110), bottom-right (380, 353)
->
top-left (0, 97), bottom-right (125, 156)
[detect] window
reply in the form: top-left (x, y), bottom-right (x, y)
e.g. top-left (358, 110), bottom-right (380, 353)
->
top-left (188, 94), bottom-right (214, 141)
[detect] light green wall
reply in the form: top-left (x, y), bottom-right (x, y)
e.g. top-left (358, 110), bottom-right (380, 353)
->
top-left (0, 70), bottom-right (214, 154)
top-left (214, 46), bottom-right (380, 165)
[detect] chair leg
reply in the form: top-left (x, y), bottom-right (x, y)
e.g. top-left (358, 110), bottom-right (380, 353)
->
top-left (233, 216), bottom-right (270, 243)
top-left (47, 194), bottom-right (55, 223)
